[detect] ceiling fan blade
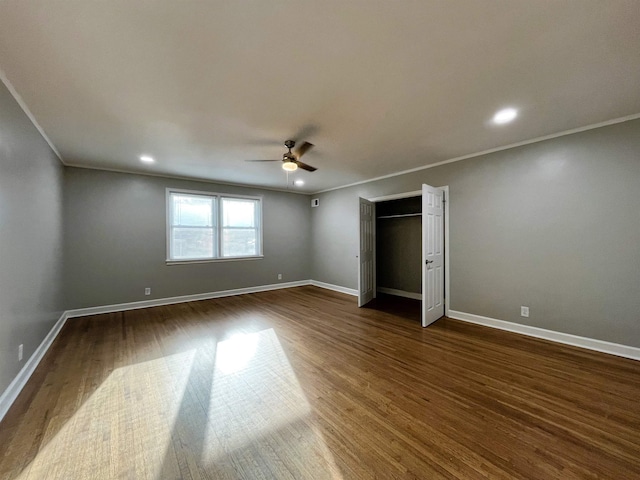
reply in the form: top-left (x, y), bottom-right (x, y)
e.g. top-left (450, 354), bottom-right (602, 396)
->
top-left (294, 141), bottom-right (314, 159)
top-left (294, 160), bottom-right (317, 172)
top-left (244, 159), bottom-right (281, 162)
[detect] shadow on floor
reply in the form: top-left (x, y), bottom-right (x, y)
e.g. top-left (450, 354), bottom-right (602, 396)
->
top-left (362, 293), bottom-right (421, 324)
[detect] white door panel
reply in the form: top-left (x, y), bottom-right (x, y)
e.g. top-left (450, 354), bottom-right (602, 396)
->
top-left (422, 184), bottom-right (445, 326)
top-left (358, 197), bottom-right (375, 307)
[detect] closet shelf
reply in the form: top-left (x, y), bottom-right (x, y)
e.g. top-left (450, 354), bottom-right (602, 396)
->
top-left (377, 213), bottom-right (422, 219)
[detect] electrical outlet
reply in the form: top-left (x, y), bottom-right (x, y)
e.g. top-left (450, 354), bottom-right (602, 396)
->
top-left (277, 273), bottom-right (282, 280)
top-left (145, 287), bottom-right (151, 296)
top-left (521, 306), bottom-right (530, 318)
top-left (18, 344), bottom-right (23, 362)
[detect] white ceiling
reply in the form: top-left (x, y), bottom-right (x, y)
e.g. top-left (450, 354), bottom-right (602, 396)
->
top-left (1, 1), bottom-right (639, 193)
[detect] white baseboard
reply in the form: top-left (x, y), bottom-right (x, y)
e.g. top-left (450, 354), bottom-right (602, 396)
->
top-left (448, 310), bottom-right (640, 361)
top-left (377, 287), bottom-right (422, 300)
top-left (310, 280), bottom-right (358, 296)
top-left (66, 280), bottom-right (313, 318)
top-left (0, 311), bottom-right (69, 423)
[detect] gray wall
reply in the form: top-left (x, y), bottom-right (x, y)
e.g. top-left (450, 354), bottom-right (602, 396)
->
top-left (311, 119), bottom-right (640, 347)
top-left (64, 167), bottom-right (311, 308)
top-left (0, 81), bottom-right (65, 394)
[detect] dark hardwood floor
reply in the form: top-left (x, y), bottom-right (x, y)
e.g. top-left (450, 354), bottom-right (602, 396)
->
top-left (1, 286), bottom-right (639, 479)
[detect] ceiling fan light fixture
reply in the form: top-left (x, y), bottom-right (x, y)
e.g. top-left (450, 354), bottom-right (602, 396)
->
top-left (282, 161), bottom-right (298, 172)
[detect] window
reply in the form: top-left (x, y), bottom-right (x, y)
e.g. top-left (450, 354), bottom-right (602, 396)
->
top-left (167, 189), bottom-right (262, 262)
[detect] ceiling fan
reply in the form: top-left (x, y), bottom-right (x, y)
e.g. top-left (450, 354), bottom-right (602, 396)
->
top-left (245, 140), bottom-right (317, 172)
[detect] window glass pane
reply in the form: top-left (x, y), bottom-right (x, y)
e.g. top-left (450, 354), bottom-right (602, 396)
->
top-left (171, 227), bottom-right (215, 259)
top-left (168, 190), bottom-right (260, 261)
top-left (172, 194), bottom-right (214, 227)
top-left (222, 198), bottom-right (256, 228)
top-left (222, 228), bottom-right (257, 257)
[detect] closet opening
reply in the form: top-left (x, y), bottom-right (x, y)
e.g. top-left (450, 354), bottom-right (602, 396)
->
top-left (358, 186), bottom-right (449, 326)
top-left (369, 195), bottom-right (422, 323)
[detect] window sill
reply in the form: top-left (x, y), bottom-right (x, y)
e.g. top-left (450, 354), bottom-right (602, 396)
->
top-left (166, 256), bottom-right (264, 266)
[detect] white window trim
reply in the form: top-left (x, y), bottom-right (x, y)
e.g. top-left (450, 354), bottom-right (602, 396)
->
top-left (166, 188), bottom-right (264, 264)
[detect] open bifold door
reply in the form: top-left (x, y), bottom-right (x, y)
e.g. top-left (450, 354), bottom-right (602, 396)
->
top-left (422, 184), bottom-right (445, 327)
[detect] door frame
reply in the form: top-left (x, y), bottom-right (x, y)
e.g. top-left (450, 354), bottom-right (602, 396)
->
top-left (365, 187), bottom-right (450, 317)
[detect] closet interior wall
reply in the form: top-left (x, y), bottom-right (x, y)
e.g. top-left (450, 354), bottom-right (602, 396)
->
top-left (375, 196), bottom-right (422, 298)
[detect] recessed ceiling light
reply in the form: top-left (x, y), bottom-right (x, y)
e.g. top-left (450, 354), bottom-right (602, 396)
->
top-left (139, 155), bottom-right (155, 163)
top-left (294, 179), bottom-right (305, 186)
top-left (492, 108), bottom-right (518, 125)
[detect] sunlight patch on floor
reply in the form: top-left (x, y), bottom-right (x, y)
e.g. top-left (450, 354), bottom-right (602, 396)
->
top-left (204, 328), bottom-right (344, 479)
top-left (215, 332), bottom-right (259, 374)
top-left (17, 349), bottom-right (196, 480)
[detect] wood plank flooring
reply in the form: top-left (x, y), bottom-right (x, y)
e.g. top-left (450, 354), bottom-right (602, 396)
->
top-left (1, 286), bottom-right (639, 479)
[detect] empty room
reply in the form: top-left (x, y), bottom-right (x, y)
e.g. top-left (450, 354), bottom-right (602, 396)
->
top-left (1, 2), bottom-right (639, 479)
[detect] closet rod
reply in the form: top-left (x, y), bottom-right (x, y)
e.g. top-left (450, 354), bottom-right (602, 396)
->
top-left (377, 213), bottom-right (422, 219)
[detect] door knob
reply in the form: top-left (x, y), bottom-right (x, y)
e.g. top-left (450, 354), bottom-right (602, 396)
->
top-left (425, 259), bottom-right (433, 264)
